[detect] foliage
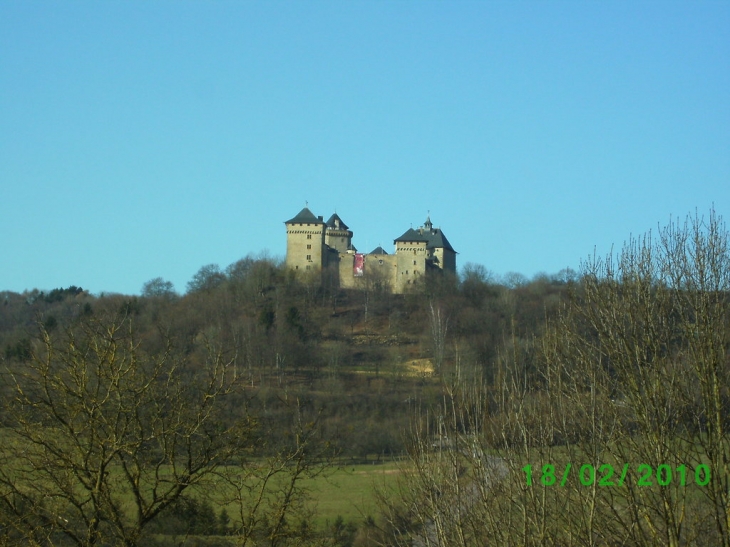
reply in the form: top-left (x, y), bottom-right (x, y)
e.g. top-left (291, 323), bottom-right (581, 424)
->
top-left (141, 277), bottom-right (177, 299)
top-left (187, 264), bottom-right (226, 294)
top-left (42, 286), bottom-right (85, 303)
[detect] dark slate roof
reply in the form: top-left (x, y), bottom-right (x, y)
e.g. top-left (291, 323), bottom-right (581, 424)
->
top-left (326, 213), bottom-right (349, 230)
top-left (393, 225), bottom-right (456, 252)
top-left (285, 207), bottom-right (323, 224)
top-left (426, 228), bottom-right (455, 252)
top-left (394, 228), bottom-right (430, 243)
top-left (369, 246), bottom-right (389, 255)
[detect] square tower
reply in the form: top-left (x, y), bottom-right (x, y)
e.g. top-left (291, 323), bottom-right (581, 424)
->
top-left (285, 207), bottom-right (326, 272)
top-left (393, 228), bottom-right (430, 292)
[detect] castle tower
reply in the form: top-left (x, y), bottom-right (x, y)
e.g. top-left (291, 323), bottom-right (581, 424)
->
top-left (393, 216), bottom-right (457, 292)
top-left (284, 207), bottom-right (326, 272)
top-left (420, 216), bottom-right (456, 273)
top-left (393, 227), bottom-right (429, 292)
top-left (324, 213), bottom-right (354, 254)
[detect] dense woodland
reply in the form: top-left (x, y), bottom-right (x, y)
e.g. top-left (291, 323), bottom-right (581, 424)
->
top-left (0, 209), bottom-right (728, 546)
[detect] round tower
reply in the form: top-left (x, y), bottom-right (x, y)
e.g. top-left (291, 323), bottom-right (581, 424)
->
top-left (324, 213), bottom-right (354, 254)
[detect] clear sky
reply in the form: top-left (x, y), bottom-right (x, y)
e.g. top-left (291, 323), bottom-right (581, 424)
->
top-left (1, 1), bottom-right (728, 295)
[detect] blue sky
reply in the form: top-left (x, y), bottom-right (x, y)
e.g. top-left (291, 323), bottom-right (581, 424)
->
top-left (1, 1), bottom-right (728, 295)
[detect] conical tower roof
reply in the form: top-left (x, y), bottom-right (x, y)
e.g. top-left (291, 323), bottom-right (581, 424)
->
top-left (326, 213), bottom-right (349, 230)
top-left (285, 207), bottom-right (323, 224)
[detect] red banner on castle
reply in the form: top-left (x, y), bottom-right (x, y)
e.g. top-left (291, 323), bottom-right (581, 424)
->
top-left (354, 253), bottom-right (364, 277)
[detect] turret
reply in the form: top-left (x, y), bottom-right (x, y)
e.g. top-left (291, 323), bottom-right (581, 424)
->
top-left (324, 213), bottom-right (355, 254)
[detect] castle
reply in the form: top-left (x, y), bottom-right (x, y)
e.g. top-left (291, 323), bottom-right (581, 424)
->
top-left (284, 206), bottom-right (456, 293)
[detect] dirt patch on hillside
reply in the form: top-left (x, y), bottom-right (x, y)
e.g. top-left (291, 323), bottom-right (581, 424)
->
top-left (351, 334), bottom-right (404, 346)
top-left (405, 358), bottom-right (434, 376)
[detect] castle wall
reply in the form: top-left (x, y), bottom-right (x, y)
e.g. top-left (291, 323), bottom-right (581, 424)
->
top-left (338, 253), bottom-right (356, 289)
top-left (365, 254), bottom-right (397, 292)
top-left (338, 253), bottom-right (397, 292)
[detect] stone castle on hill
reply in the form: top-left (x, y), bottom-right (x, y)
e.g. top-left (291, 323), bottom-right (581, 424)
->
top-left (284, 207), bottom-right (456, 293)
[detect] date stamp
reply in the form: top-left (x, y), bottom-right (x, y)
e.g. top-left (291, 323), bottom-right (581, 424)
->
top-left (522, 463), bottom-right (711, 487)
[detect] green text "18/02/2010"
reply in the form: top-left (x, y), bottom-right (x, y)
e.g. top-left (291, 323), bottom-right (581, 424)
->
top-left (522, 463), bottom-right (711, 487)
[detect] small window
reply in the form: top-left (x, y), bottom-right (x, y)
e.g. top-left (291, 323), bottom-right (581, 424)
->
top-left (413, 250), bottom-right (417, 255)
top-left (413, 260), bottom-right (416, 265)
top-left (307, 244), bottom-right (312, 249)
top-left (379, 259), bottom-right (384, 265)
top-left (307, 234), bottom-right (312, 240)
top-left (306, 254), bottom-right (311, 260)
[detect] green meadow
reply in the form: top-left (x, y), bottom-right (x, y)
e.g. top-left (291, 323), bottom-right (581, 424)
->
top-left (301, 461), bottom-right (402, 526)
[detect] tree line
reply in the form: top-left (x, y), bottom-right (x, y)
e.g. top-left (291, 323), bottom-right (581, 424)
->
top-left (0, 208), bottom-right (727, 546)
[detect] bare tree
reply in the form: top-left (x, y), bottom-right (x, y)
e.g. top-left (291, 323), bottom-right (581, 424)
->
top-left (428, 302), bottom-right (449, 374)
top-left (212, 402), bottom-right (336, 547)
top-left (523, 208), bottom-right (730, 547)
top-left (376, 208), bottom-right (729, 547)
top-left (140, 277), bottom-right (177, 299)
top-left (0, 311), bottom-right (309, 546)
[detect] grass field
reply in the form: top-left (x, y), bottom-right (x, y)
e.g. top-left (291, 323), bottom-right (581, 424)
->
top-left (301, 461), bottom-right (402, 526)
top-left (0, 425), bottom-right (405, 534)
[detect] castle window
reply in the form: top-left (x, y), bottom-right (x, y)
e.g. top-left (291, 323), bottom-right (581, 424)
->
top-left (379, 259), bottom-right (384, 265)
top-left (306, 255), bottom-right (311, 261)
top-left (307, 234), bottom-right (312, 240)
top-left (413, 260), bottom-right (416, 265)
top-left (307, 244), bottom-right (311, 249)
